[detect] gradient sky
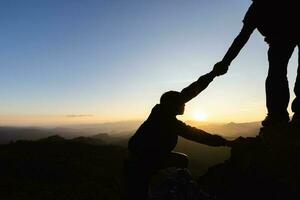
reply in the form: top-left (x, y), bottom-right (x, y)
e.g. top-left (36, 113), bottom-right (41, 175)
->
top-left (0, 0), bottom-right (298, 126)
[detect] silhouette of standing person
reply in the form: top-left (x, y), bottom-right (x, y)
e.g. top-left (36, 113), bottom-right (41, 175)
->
top-left (121, 67), bottom-right (233, 200)
top-left (214, 0), bottom-right (299, 126)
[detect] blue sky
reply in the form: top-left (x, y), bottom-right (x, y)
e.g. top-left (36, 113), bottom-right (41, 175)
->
top-left (0, 0), bottom-right (298, 125)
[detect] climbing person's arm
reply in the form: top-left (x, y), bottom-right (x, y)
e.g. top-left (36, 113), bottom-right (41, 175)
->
top-left (180, 70), bottom-right (217, 103)
top-left (176, 120), bottom-right (228, 147)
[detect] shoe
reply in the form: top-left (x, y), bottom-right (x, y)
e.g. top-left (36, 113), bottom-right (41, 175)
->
top-left (261, 114), bottom-right (290, 127)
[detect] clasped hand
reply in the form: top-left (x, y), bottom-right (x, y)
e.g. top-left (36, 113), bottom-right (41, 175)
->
top-left (212, 61), bottom-right (229, 76)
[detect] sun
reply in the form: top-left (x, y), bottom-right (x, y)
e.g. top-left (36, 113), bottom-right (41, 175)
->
top-left (194, 112), bottom-right (207, 121)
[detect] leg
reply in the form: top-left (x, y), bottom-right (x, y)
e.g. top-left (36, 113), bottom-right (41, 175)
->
top-left (162, 151), bottom-right (189, 169)
top-left (292, 43), bottom-right (300, 116)
top-left (121, 156), bottom-right (155, 200)
top-left (122, 152), bottom-right (188, 200)
top-left (264, 41), bottom-right (296, 124)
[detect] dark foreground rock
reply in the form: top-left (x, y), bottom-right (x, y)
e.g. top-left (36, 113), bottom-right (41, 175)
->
top-left (198, 124), bottom-right (300, 200)
top-left (148, 168), bottom-right (213, 200)
top-left (0, 139), bottom-right (127, 200)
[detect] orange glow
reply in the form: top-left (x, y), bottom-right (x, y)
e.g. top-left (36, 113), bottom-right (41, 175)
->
top-left (194, 112), bottom-right (207, 121)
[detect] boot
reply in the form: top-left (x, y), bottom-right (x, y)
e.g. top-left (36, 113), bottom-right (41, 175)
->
top-left (290, 113), bottom-right (300, 125)
top-left (261, 114), bottom-right (290, 127)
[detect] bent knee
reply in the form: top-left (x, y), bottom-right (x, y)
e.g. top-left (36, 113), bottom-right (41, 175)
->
top-left (171, 152), bottom-right (189, 168)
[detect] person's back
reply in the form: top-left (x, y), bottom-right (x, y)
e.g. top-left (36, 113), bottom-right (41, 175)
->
top-left (128, 104), bottom-right (179, 157)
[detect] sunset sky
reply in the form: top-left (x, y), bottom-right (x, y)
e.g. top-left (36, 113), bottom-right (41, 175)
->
top-left (0, 0), bottom-right (298, 126)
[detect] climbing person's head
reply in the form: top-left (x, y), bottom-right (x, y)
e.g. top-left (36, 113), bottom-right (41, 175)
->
top-left (160, 91), bottom-right (185, 116)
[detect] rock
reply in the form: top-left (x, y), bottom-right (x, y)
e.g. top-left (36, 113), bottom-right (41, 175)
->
top-left (148, 168), bottom-right (213, 200)
top-left (198, 124), bottom-right (300, 200)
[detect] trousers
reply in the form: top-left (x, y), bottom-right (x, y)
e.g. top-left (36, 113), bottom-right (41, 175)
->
top-left (120, 151), bottom-right (189, 200)
top-left (266, 40), bottom-right (300, 115)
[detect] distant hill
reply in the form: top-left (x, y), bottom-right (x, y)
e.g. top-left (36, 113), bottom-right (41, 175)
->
top-left (0, 120), bottom-right (141, 144)
top-left (187, 121), bottom-right (261, 138)
top-left (0, 121), bottom-right (260, 144)
top-left (70, 136), bottom-right (105, 145)
top-left (64, 120), bottom-right (260, 138)
top-left (0, 127), bottom-right (59, 144)
top-left (36, 135), bottom-right (106, 146)
top-left (91, 133), bottom-right (110, 140)
top-left (64, 120), bottom-right (142, 133)
top-left (0, 127), bottom-right (114, 144)
top-left (34, 134), bottom-right (111, 146)
top-left (37, 135), bottom-right (67, 143)
top-left (91, 132), bottom-right (132, 146)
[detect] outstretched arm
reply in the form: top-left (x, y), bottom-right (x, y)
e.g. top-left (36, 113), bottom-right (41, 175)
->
top-left (180, 71), bottom-right (216, 103)
top-left (176, 120), bottom-right (228, 147)
top-left (214, 3), bottom-right (257, 75)
top-left (221, 24), bottom-right (255, 66)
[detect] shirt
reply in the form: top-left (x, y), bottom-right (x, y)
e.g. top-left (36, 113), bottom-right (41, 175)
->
top-left (128, 72), bottom-right (226, 157)
top-left (243, 1), bottom-right (299, 42)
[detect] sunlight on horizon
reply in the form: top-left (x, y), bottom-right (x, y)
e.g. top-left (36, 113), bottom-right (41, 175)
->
top-left (193, 112), bottom-right (207, 122)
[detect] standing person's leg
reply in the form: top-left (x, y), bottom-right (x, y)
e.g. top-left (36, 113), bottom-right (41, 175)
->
top-left (291, 43), bottom-right (300, 121)
top-left (263, 41), bottom-right (296, 126)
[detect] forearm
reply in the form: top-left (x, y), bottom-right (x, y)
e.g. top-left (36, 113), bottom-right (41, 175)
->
top-left (192, 131), bottom-right (227, 147)
top-left (180, 71), bottom-right (216, 103)
top-left (222, 26), bottom-right (254, 65)
top-left (179, 127), bottom-right (227, 147)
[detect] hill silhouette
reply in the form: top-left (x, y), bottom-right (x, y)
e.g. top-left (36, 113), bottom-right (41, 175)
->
top-left (0, 133), bottom-right (230, 200)
top-left (37, 135), bottom-right (67, 143)
top-left (0, 126), bottom-right (95, 144)
top-left (0, 121), bottom-right (260, 144)
top-left (2, 124), bottom-right (298, 200)
top-left (187, 121), bottom-right (260, 138)
top-left (0, 136), bottom-right (126, 200)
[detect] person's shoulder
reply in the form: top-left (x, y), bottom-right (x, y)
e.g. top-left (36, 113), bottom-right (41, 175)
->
top-left (174, 118), bottom-right (194, 129)
top-left (151, 104), bottom-right (161, 112)
top-left (147, 104), bottom-right (161, 118)
top-left (243, 2), bottom-right (259, 25)
top-left (148, 104), bottom-right (170, 123)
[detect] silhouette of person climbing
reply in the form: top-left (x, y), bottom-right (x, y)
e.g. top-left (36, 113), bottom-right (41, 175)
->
top-left (214, 0), bottom-right (299, 126)
top-left (121, 67), bottom-right (233, 200)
